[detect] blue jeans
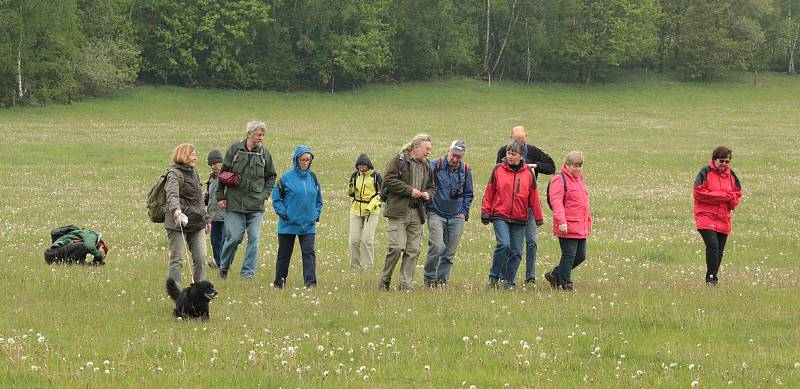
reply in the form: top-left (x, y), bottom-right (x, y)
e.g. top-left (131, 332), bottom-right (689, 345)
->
top-left (274, 233), bottom-right (317, 288)
top-left (488, 220), bottom-right (526, 287)
top-left (210, 221), bottom-right (226, 267)
top-left (552, 238), bottom-right (587, 285)
top-left (220, 211), bottom-right (264, 277)
top-left (423, 212), bottom-right (466, 286)
top-left (524, 210), bottom-right (538, 281)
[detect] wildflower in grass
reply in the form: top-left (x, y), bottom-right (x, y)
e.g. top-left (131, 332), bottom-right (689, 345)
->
top-left (31, 365), bottom-right (40, 372)
top-left (691, 380), bottom-right (699, 387)
top-left (485, 340), bottom-right (492, 347)
top-left (318, 345), bottom-right (324, 352)
top-left (37, 336), bottom-right (46, 343)
top-left (795, 362), bottom-right (800, 368)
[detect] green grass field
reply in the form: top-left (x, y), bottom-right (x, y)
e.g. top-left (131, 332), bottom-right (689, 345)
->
top-left (1, 75), bottom-right (798, 387)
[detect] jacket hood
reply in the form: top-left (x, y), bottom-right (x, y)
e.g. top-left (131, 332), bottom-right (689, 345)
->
top-left (292, 145), bottom-right (314, 170)
top-left (709, 160), bottom-right (729, 175)
top-left (355, 153), bottom-right (373, 169)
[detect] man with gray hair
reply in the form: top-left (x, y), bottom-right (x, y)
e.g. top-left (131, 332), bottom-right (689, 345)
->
top-left (422, 140), bottom-right (473, 287)
top-left (216, 120), bottom-right (277, 279)
top-left (380, 133), bottom-right (437, 290)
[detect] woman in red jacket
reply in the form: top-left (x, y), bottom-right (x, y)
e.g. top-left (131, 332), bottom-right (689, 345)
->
top-left (481, 141), bottom-right (544, 289)
top-left (693, 146), bottom-right (742, 286)
top-left (544, 151), bottom-right (591, 291)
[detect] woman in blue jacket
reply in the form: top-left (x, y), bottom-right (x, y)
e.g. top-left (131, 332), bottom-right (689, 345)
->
top-left (272, 146), bottom-right (323, 288)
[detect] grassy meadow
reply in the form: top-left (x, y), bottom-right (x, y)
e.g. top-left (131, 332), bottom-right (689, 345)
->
top-left (0, 74), bottom-right (798, 387)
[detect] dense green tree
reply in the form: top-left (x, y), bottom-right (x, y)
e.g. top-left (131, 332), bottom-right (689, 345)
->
top-left (0, 0), bottom-right (82, 105)
top-left (390, 0), bottom-right (479, 81)
top-left (562, 0), bottom-right (660, 83)
top-left (290, 0), bottom-right (394, 91)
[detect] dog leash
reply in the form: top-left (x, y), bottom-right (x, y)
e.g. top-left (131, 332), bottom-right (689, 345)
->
top-left (178, 216), bottom-right (196, 284)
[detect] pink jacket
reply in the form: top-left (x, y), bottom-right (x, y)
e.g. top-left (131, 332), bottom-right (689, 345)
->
top-left (549, 166), bottom-right (592, 239)
top-left (693, 161), bottom-right (742, 234)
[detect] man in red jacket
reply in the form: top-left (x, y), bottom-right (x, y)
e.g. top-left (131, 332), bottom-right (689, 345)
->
top-left (693, 145), bottom-right (742, 286)
top-left (481, 141), bottom-right (544, 289)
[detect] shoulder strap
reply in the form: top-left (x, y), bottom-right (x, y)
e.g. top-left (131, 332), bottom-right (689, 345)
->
top-left (168, 168), bottom-right (184, 185)
top-left (560, 172), bottom-right (567, 205)
top-left (729, 169), bottom-right (741, 189)
top-left (694, 165), bottom-right (712, 187)
top-left (310, 171), bottom-right (320, 190)
top-left (371, 171), bottom-right (382, 197)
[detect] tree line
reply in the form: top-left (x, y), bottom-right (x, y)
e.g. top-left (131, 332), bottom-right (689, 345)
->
top-left (1, 0), bottom-right (799, 106)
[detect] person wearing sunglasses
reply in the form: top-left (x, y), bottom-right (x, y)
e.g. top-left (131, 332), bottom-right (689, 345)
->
top-left (693, 145), bottom-right (742, 286)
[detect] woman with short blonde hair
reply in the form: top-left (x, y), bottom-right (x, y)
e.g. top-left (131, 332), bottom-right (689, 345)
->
top-left (165, 143), bottom-right (211, 287)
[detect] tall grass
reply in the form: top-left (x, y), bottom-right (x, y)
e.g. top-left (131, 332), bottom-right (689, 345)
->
top-left (0, 75), bottom-right (798, 387)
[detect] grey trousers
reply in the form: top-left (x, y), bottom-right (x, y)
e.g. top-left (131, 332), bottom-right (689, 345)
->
top-left (381, 209), bottom-right (424, 290)
top-left (166, 229), bottom-right (207, 286)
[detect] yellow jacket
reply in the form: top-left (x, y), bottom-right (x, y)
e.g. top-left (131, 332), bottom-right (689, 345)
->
top-left (348, 169), bottom-right (382, 216)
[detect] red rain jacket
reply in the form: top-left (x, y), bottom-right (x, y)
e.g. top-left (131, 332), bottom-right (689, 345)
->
top-left (549, 166), bottom-right (592, 239)
top-left (481, 162), bottom-right (543, 225)
top-left (693, 161), bottom-right (742, 234)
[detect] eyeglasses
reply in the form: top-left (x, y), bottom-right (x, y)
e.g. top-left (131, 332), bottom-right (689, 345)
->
top-left (717, 159), bottom-right (731, 164)
top-left (298, 158), bottom-right (312, 162)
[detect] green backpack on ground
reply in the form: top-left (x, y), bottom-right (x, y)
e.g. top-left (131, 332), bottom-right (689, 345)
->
top-left (146, 168), bottom-right (183, 223)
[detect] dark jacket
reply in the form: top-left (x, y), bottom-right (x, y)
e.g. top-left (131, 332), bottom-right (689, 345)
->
top-left (693, 161), bottom-right (742, 234)
top-left (496, 143), bottom-right (555, 179)
top-left (50, 229), bottom-right (105, 262)
top-left (216, 139), bottom-right (277, 213)
top-left (272, 146), bottom-right (324, 235)
top-left (206, 173), bottom-right (224, 223)
top-left (426, 156), bottom-right (474, 220)
top-left (382, 151), bottom-right (436, 223)
top-left (165, 163), bottom-right (209, 232)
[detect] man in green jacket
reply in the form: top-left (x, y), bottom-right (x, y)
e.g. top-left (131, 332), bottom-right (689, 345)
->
top-left (216, 120), bottom-right (277, 279)
top-left (45, 227), bottom-right (107, 265)
top-left (380, 133), bottom-right (436, 291)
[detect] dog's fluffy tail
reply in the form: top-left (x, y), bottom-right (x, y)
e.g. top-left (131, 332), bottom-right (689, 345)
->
top-left (166, 278), bottom-right (181, 301)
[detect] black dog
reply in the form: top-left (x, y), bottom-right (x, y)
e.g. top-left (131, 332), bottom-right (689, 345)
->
top-left (166, 278), bottom-right (218, 320)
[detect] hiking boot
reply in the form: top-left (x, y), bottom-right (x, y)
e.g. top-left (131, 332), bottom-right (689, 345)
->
top-left (379, 280), bottom-right (391, 291)
top-left (487, 279), bottom-right (499, 290)
top-left (207, 260), bottom-right (218, 269)
top-left (544, 272), bottom-right (558, 289)
top-left (560, 282), bottom-right (574, 291)
top-left (524, 277), bottom-right (536, 286)
top-left (219, 269), bottom-right (228, 279)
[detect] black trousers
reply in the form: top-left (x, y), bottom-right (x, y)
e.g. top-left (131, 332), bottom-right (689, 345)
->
top-left (273, 233), bottom-right (317, 288)
top-left (45, 243), bottom-right (96, 265)
top-left (698, 229), bottom-right (728, 282)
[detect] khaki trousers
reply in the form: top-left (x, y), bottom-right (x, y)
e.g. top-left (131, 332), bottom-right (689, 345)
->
top-left (381, 209), bottom-right (423, 290)
top-left (349, 214), bottom-right (379, 269)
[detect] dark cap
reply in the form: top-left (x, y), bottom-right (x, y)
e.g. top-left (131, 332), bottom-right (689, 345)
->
top-left (450, 140), bottom-right (467, 156)
top-left (207, 150), bottom-right (223, 165)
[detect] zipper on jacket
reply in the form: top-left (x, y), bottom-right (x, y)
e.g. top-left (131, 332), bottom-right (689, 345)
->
top-left (359, 172), bottom-right (367, 215)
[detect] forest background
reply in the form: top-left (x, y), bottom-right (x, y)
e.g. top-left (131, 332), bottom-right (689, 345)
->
top-left (2, 0), bottom-right (800, 106)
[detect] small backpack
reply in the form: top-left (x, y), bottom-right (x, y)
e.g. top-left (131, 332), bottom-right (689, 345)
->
top-left (546, 173), bottom-right (567, 210)
top-left (50, 224), bottom-right (81, 243)
top-left (146, 168), bottom-right (183, 223)
top-left (432, 156), bottom-right (470, 192)
top-left (349, 170), bottom-right (382, 202)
